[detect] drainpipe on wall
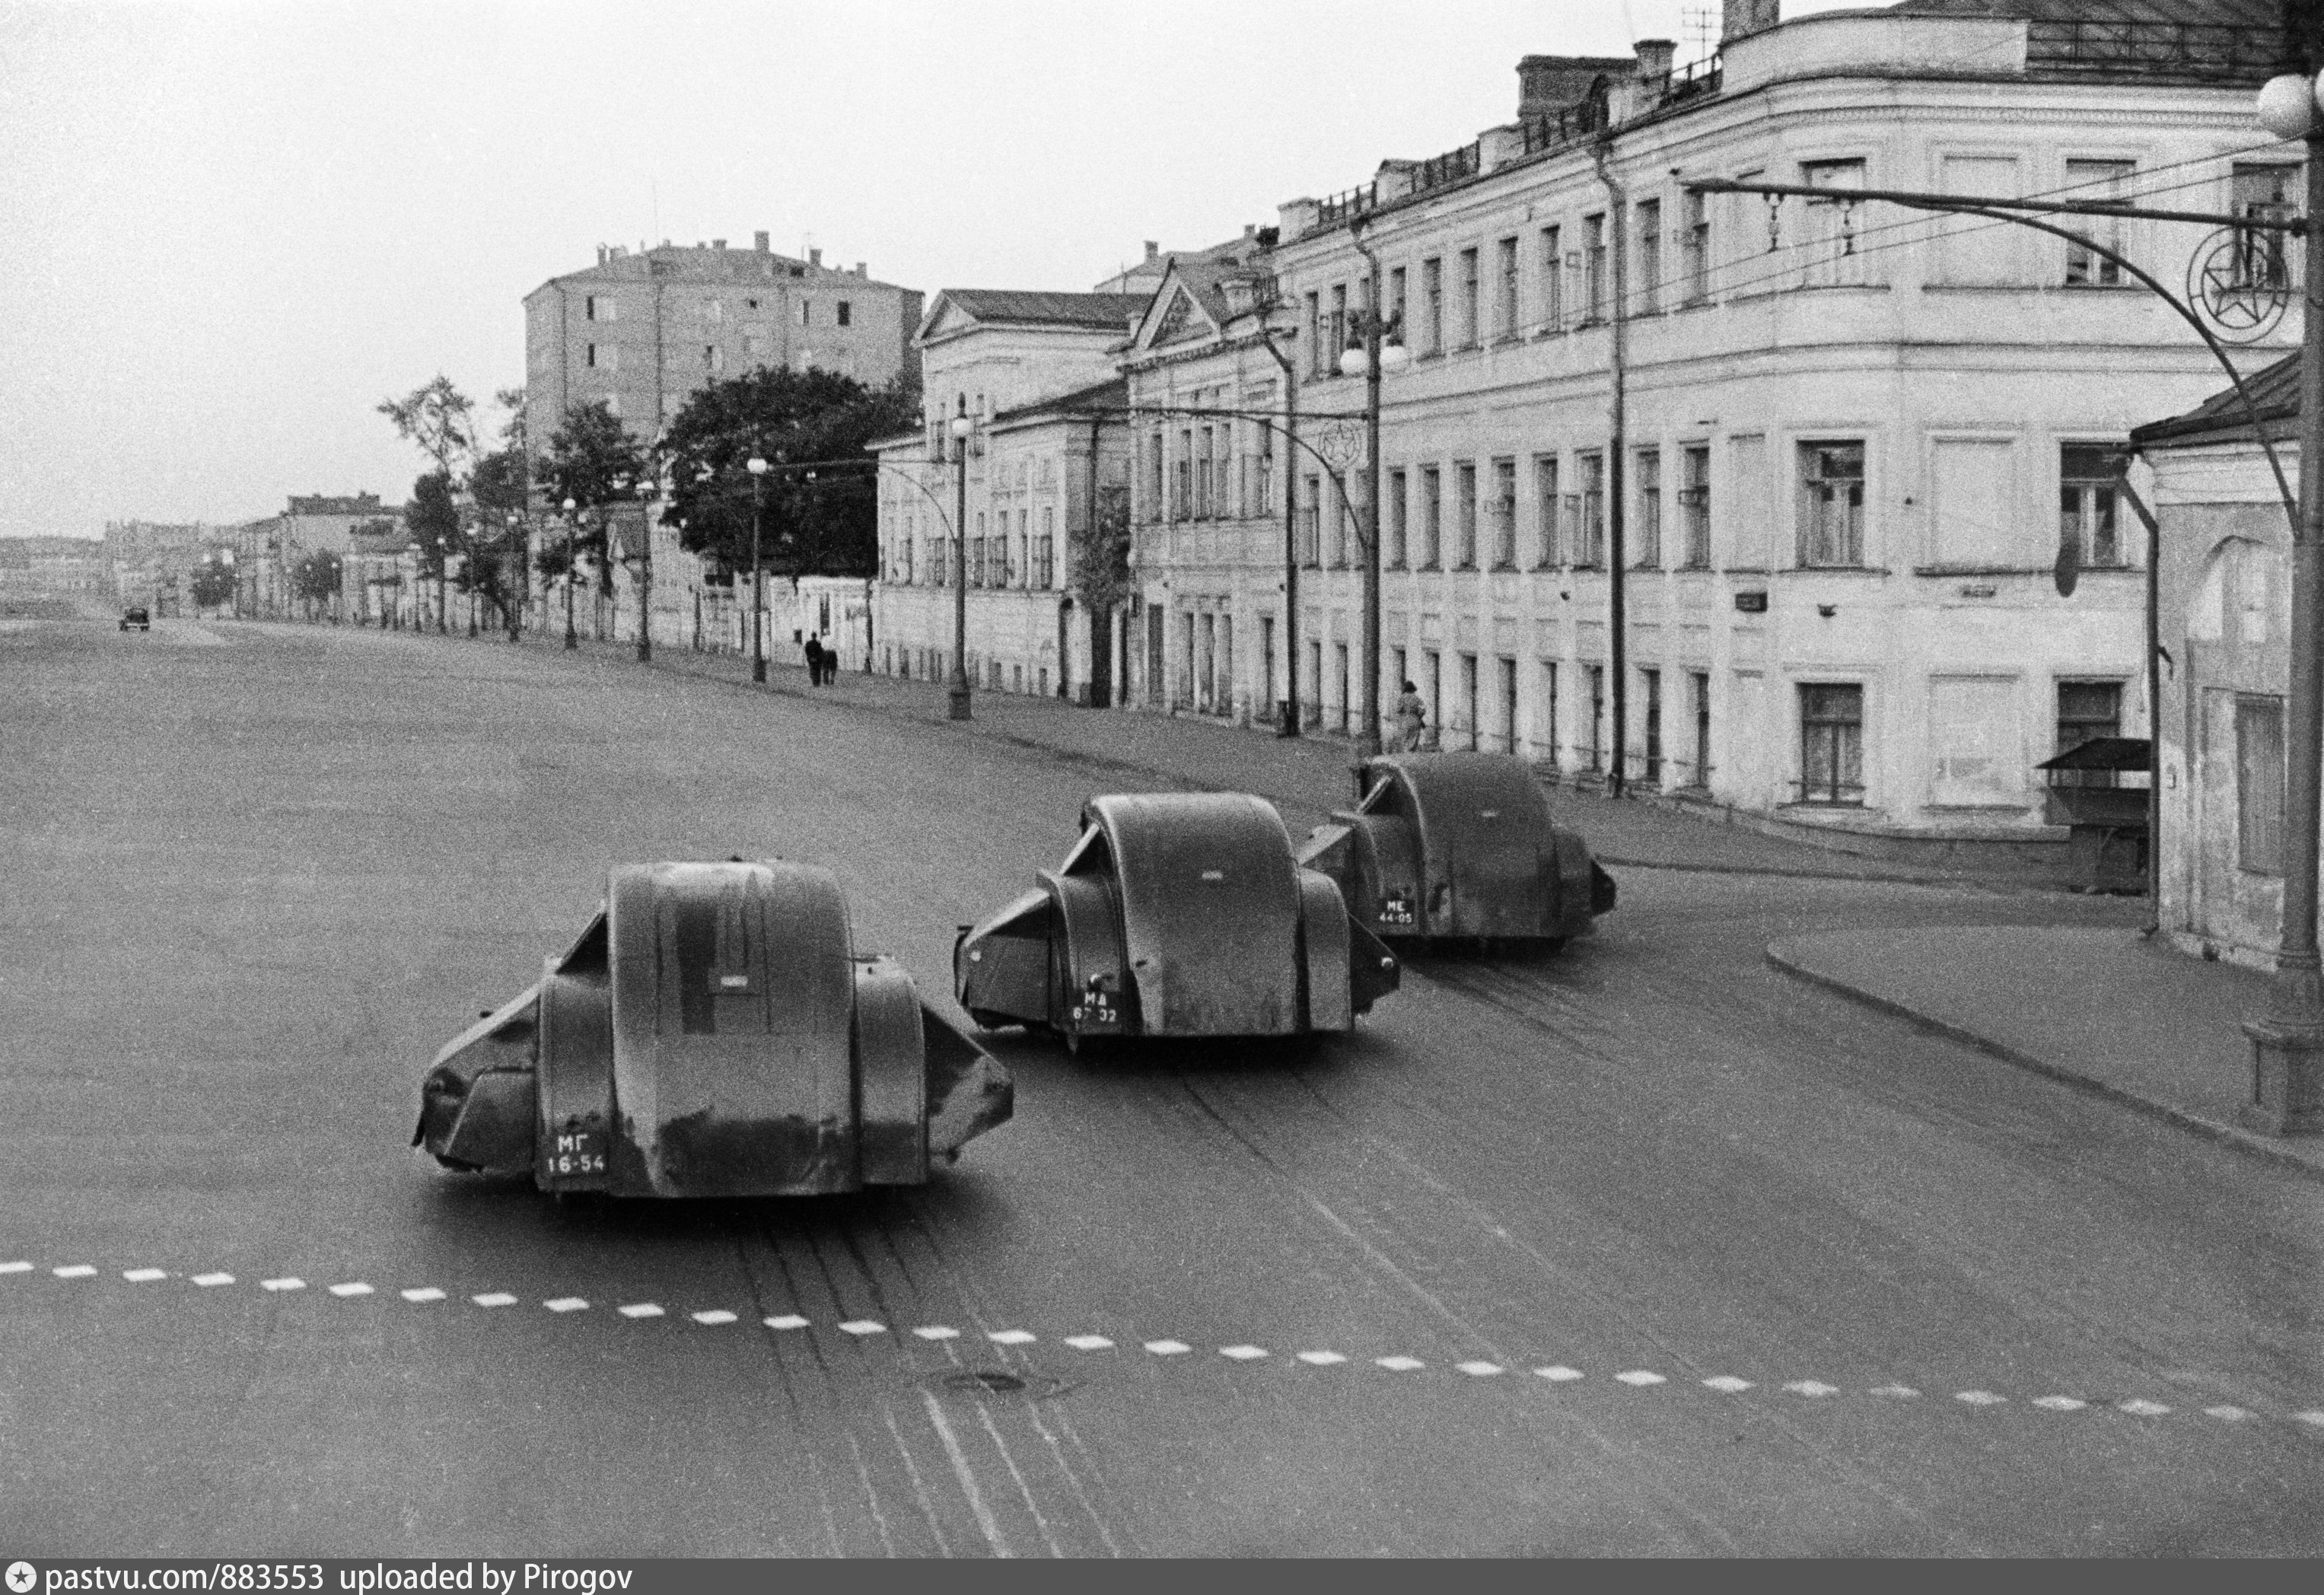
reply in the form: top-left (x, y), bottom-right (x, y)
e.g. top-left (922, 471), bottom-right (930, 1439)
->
top-left (1596, 136), bottom-right (1631, 799)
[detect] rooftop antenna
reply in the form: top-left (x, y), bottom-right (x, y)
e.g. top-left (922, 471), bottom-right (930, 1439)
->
top-left (1683, 5), bottom-right (1718, 64)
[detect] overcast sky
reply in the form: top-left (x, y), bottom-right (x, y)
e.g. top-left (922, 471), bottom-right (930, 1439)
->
top-left (0, 0), bottom-right (1861, 540)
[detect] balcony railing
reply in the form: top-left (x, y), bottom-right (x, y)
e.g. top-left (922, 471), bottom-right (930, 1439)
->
top-left (1316, 183), bottom-right (1377, 231)
top-left (1520, 97), bottom-right (1609, 157)
top-left (1409, 141), bottom-right (1481, 198)
top-left (2025, 20), bottom-right (2282, 85)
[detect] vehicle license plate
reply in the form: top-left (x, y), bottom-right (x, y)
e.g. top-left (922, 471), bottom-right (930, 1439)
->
top-left (1380, 889), bottom-right (1415, 928)
top-left (543, 1127), bottom-right (607, 1180)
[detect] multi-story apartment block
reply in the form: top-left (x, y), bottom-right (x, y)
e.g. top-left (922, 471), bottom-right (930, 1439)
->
top-left (871, 288), bottom-right (1146, 702)
top-left (523, 233), bottom-right (924, 457)
top-left (1162, 0), bottom-right (2292, 858)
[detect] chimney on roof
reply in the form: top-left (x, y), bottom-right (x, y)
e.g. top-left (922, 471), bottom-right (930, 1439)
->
top-left (809, 247), bottom-right (823, 268)
top-left (713, 238), bottom-right (727, 250)
top-left (855, 261), bottom-right (866, 276)
top-left (754, 231), bottom-right (770, 251)
top-left (1635, 38), bottom-right (1676, 79)
top-left (1144, 240), bottom-right (1159, 261)
top-left (1721, 0), bottom-right (1779, 43)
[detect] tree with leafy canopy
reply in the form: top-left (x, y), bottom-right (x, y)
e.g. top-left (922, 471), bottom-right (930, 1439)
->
top-left (291, 549), bottom-right (343, 618)
top-left (533, 400), bottom-right (646, 605)
top-left (660, 368), bottom-right (919, 578)
top-left (188, 558), bottom-right (236, 612)
top-left (377, 376), bottom-right (478, 479)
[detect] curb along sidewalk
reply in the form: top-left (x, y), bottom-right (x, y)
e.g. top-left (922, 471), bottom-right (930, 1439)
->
top-left (1768, 926), bottom-right (2324, 1182)
top-left (492, 626), bottom-right (2045, 891)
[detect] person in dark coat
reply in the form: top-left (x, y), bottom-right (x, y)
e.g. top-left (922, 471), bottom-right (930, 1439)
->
top-left (803, 633), bottom-right (825, 685)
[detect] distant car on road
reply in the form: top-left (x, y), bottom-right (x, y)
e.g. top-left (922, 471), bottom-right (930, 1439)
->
top-left (119, 606), bottom-right (150, 632)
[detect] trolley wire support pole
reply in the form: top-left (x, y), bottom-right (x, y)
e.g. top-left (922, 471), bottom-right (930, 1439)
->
top-left (948, 404), bottom-right (974, 721)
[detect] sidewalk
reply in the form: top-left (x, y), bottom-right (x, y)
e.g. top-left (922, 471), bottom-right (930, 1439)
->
top-left (1768, 926), bottom-right (2324, 1181)
top-left (502, 626), bottom-right (2052, 890)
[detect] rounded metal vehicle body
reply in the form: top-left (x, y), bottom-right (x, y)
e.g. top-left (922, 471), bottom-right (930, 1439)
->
top-left (1297, 752), bottom-right (1616, 944)
top-left (956, 791), bottom-right (1399, 1046)
top-left (415, 860), bottom-right (1011, 1196)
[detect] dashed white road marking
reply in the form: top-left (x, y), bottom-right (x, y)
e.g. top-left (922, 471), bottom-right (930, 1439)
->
top-left (53, 1265), bottom-right (96, 1279)
top-left (1144, 1340), bottom-right (1191, 1356)
top-left (400, 1288), bottom-right (444, 1303)
top-left (765, 1314), bottom-right (810, 1331)
top-left (2033, 1396), bottom-right (2087, 1412)
top-left (1376, 1356), bottom-right (1425, 1372)
top-left (1296, 1351), bottom-right (1346, 1366)
top-left (193, 1273), bottom-right (235, 1288)
top-left (1616, 1371), bottom-right (1666, 1387)
top-left (2296, 1411), bottom-right (2324, 1428)
top-left (1784, 1380), bottom-right (1839, 1397)
top-left (838, 1319), bottom-right (885, 1336)
top-left (1064, 1335), bottom-right (1113, 1351)
top-left (0, 1262), bottom-right (31, 1275)
top-left (123, 1269), bottom-right (167, 1283)
top-left (261, 1278), bottom-right (304, 1292)
top-left (1870, 1384), bottom-right (1921, 1399)
top-left (1955, 1391), bottom-right (2006, 1406)
top-left (544, 1297), bottom-right (589, 1314)
top-left (913, 1325), bottom-right (958, 1340)
top-left (327, 1282), bottom-right (373, 1298)
top-left (988, 1329), bottom-right (1035, 1346)
top-left (2205, 1405), bottom-right (2252, 1421)
top-left (1703, 1377), bottom-right (1754, 1393)
top-left (618, 1304), bottom-right (665, 1320)
top-left (1457, 1361), bottom-right (1504, 1377)
top-left (2119, 1399), bottom-right (2171, 1417)
top-left (691, 1310), bottom-right (737, 1326)
top-left (1219, 1345), bottom-right (1269, 1361)
top-left (1534, 1365), bottom-right (1583, 1382)
top-left (471, 1292), bottom-right (516, 1308)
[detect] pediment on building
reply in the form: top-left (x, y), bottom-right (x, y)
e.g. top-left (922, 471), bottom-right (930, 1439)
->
top-left (1130, 271), bottom-right (1221, 357)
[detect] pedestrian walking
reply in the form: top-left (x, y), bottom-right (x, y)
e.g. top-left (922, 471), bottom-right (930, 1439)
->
top-left (803, 633), bottom-right (824, 686)
top-left (813, 635), bottom-right (835, 684)
top-left (1393, 680), bottom-right (1426, 753)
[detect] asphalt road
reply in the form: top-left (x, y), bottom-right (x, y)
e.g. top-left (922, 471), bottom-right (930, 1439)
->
top-left (3, 611), bottom-right (2320, 1557)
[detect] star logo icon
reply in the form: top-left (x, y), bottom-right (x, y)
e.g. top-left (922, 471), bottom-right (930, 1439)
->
top-left (6, 1561), bottom-right (36, 1593)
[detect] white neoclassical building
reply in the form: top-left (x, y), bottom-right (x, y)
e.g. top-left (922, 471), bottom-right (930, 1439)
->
top-left (1124, 0), bottom-right (2293, 861)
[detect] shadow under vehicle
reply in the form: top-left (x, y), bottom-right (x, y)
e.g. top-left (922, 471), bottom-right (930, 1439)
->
top-left (415, 860), bottom-right (1011, 1197)
top-left (1296, 752), bottom-right (1616, 949)
top-left (956, 791), bottom-right (1399, 1054)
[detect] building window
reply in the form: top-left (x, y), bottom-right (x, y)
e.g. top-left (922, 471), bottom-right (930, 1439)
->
top-left (703, 343), bottom-right (721, 373)
top-left (1587, 664), bottom-right (1606, 771)
top-left (1388, 266), bottom-right (1408, 339)
top-left (1641, 667), bottom-right (1663, 785)
top-left (1306, 291), bottom-right (1324, 377)
top-left (1329, 479), bottom-right (1349, 568)
top-left (1584, 215), bottom-right (1607, 320)
top-left (2055, 679), bottom-right (2123, 795)
top-left (1300, 476), bottom-right (1321, 566)
top-left (1421, 258), bottom-right (1444, 355)
top-left (1799, 684), bottom-right (1865, 805)
top-left (1196, 427), bottom-right (1215, 517)
top-left (1420, 466), bottom-right (1442, 568)
top-left (585, 342), bottom-right (615, 371)
top-left (1682, 190), bottom-right (1710, 302)
top-left (1458, 247), bottom-right (1481, 348)
top-left (1329, 284), bottom-right (1348, 372)
top-left (798, 301), bottom-right (813, 326)
top-left (584, 294), bottom-right (616, 322)
top-left (1578, 451), bottom-right (1606, 566)
top-left (2232, 164), bottom-right (2297, 291)
top-left (1145, 432), bottom-right (1165, 520)
top-left (1797, 441), bottom-right (1865, 567)
top-left (1539, 224), bottom-right (1564, 332)
top-left (2060, 444), bottom-right (2126, 568)
top-left (1455, 462), bottom-right (1479, 569)
top-left (1803, 158), bottom-right (1870, 286)
top-left (837, 301), bottom-right (852, 326)
top-left (1539, 661), bottom-right (1559, 766)
top-left (1173, 431), bottom-right (1192, 520)
top-left (1635, 198), bottom-right (1661, 315)
top-left (1496, 237), bottom-right (1520, 339)
top-left (1634, 448), bottom-right (1662, 568)
top-left (2064, 160), bottom-right (2132, 285)
top-left (1491, 459), bottom-right (1517, 569)
top-left (1689, 670), bottom-right (1712, 788)
top-left (1386, 469), bottom-right (1408, 568)
top-left (1679, 444), bottom-right (1711, 568)
top-left (1533, 456), bottom-right (1560, 568)
top-left (2239, 694), bottom-right (2286, 874)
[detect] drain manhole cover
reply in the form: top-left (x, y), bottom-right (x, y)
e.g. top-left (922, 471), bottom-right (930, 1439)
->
top-left (928, 1368), bottom-right (1075, 1399)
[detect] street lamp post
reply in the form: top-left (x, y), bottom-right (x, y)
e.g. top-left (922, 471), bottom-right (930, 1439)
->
top-left (747, 456), bottom-right (769, 683)
top-left (635, 480), bottom-right (655, 666)
top-left (948, 407), bottom-right (975, 721)
top-left (435, 537), bottom-right (450, 633)
top-left (562, 497), bottom-right (579, 651)
top-left (1338, 248), bottom-right (1410, 762)
top-left (505, 511), bottom-right (524, 644)
top-left (2247, 67), bottom-right (2324, 1134)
